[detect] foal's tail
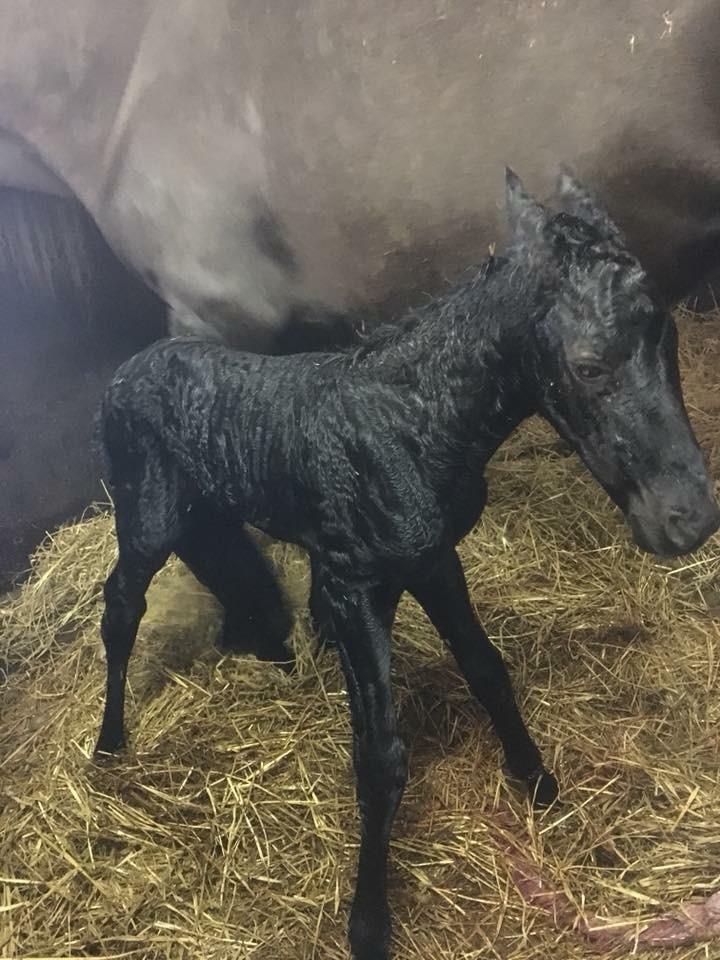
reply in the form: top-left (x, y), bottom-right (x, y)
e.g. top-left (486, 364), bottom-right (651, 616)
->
top-left (93, 391), bottom-right (120, 505)
top-left (93, 375), bottom-right (144, 506)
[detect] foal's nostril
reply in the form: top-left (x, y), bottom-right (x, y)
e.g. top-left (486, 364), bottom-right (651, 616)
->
top-left (665, 507), bottom-right (698, 549)
top-left (665, 502), bottom-right (720, 551)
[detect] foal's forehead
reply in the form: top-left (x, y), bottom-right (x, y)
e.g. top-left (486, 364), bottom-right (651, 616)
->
top-left (561, 256), bottom-right (666, 354)
top-left (577, 251), bottom-right (650, 306)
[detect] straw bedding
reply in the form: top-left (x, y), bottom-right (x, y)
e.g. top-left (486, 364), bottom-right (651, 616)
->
top-left (1, 310), bottom-right (719, 960)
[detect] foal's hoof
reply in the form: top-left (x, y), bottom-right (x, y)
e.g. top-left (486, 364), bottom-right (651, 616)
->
top-left (218, 613), bottom-right (290, 655)
top-left (218, 635), bottom-right (295, 674)
top-left (217, 615), bottom-right (262, 655)
top-left (93, 735), bottom-right (126, 759)
top-left (217, 621), bottom-right (295, 675)
top-left (260, 650), bottom-right (296, 675)
top-left (527, 768), bottom-right (560, 808)
top-left (314, 628), bottom-right (336, 652)
top-left (215, 631), bottom-right (253, 656)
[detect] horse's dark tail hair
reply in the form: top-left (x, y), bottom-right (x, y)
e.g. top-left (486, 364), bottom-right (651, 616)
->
top-left (0, 189), bottom-right (95, 319)
top-left (0, 186), bottom-right (166, 347)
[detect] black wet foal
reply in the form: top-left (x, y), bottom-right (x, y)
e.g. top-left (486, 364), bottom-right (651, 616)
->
top-left (94, 169), bottom-right (718, 960)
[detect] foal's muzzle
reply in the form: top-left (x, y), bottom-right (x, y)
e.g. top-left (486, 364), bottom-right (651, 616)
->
top-left (627, 478), bottom-right (720, 557)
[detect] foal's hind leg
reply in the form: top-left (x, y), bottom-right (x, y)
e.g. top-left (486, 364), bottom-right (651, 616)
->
top-left (95, 456), bottom-right (183, 755)
top-left (410, 550), bottom-right (558, 807)
top-left (174, 501), bottom-right (293, 668)
top-left (95, 548), bottom-right (169, 755)
top-left (308, 552), bottom-right (336, 650)
top-left (313, 572), bottom-right (405, 960)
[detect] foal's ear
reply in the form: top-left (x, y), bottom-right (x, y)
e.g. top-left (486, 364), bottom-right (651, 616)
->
top-left (556, 165), bottom-right (624, 243)
top-left (505, 167), bottom-right (547, 247)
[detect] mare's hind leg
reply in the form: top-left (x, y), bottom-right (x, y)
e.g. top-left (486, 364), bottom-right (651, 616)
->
top-left (174, 501), bottom-right (293, 669)
top-left (95, 454), bottom-right (183, 755)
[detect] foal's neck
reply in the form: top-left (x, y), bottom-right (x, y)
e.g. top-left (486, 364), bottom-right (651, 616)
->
top-left (373, 258), bottom-right (543, 459)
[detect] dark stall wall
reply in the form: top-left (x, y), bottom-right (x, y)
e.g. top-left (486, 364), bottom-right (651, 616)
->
top-left (0, 189), bottom-right (165, 592)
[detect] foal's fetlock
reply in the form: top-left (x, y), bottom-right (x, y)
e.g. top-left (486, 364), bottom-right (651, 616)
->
top-left (349, 901), bottom-right (392, 960)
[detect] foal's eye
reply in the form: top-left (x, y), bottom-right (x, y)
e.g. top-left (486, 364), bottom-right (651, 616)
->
top-left (575, 362), bottom-right (607, 383)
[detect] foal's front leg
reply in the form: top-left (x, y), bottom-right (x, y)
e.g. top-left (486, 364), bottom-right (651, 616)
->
top-left (410, 550), bottom-right (558, 806)
top-left (315, 576), bottom-right (405, 960)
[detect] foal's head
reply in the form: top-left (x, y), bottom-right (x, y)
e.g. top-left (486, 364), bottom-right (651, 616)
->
top-left (505, 167), bottom-right (719, 556)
